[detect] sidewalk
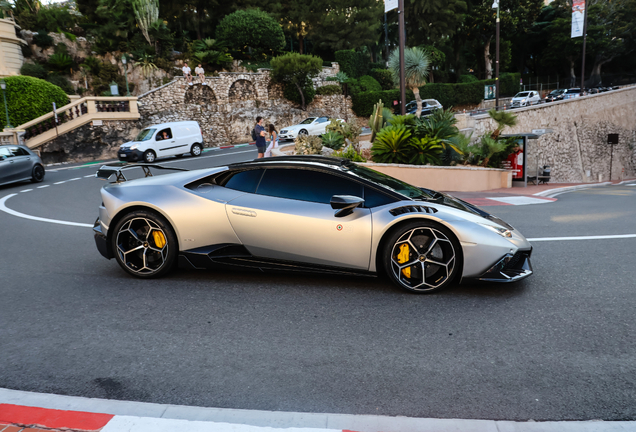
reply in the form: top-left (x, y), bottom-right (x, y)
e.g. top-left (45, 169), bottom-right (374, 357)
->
top-left (445, 179), bottom-right (635, 206)
top-left (2, 388), bottom-right (636, 432)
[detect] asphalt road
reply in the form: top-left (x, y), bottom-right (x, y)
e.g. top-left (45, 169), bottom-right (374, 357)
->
top-left (1, 148), bottom-right (635, 422)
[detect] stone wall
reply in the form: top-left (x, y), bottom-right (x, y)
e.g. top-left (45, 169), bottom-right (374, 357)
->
top-left (467, 87), bottom-right (636, 183)
top-left (0, 18), bottom-right (26, 77)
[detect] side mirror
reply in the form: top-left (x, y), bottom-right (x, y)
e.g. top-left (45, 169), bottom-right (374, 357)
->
top-left (330, 195), bottom-right (364, 218)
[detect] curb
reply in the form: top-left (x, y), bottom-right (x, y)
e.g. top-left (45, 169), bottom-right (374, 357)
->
top-left (1, 389), bottom-right (636, 432)
top-left (533, 182), bottom-right (612, 197)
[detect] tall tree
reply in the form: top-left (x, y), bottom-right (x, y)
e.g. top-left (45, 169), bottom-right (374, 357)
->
top-left (405, 0), bottom-right (467, 46)
top-left (132, 0), bottom-right (159, 47)
top-left (388, 46), bottom-right (431, 117)
top-left (271, 53), bottom-right (322, 110)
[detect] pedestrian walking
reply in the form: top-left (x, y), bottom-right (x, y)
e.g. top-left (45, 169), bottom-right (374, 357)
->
top-left (182, 63), bottom-right (193, 85)
top-left (264, 124), bottom-right (278, 158)
top-left (252, 116), bottom-right (267, 159)
top-left (194, 64), bottom-right (206, 85)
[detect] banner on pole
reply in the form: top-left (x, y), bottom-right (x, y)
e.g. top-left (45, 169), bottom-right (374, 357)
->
top-left (571, 0), bottom-right (585, 38)
top-left (385, 0), bottom-right (398, 12)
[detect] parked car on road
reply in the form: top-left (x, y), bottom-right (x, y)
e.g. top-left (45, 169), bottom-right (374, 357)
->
top-left (0, 144), bottom-right (45, 187)
top-left (118, 121), bottom-right (204, 163)
top-left (394, 99), bottom-right (443, 116)
top-left (562, 88), bottom-right (581, 100)
top-left (278, 116), bottom-right (342, 141)
top-left (93, 155), bottom-right (534, 293)
top-left (510, 91), bottom-right (541, 107)
top-left (544, 89), bottom-right (566, 102)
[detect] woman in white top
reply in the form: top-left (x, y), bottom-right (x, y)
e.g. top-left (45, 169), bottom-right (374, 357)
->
top-left (264, 124), bottom-right (279, 157)
top-left (194, 64), bottom-right (205, 85)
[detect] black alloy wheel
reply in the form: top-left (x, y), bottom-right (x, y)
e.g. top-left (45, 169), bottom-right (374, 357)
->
top-left (298, 129), bottom-right (308, 136)
top-left (31, 164), bottom-right (45, 183)
top-left (111, 210), bottom-right (177, 278)
top-left (382, 220), bottom-right (461, 293)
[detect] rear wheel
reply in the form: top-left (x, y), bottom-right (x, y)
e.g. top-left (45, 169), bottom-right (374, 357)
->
top-left (381, 220), bottom-right (461, 293)
top-left (191, 143), bottom-right (202, 157)
top-left (143, 150), bottom-right (156, 163)
top-left (31, 164), bottom-right (45, 182)
top-left (111, 210), bottom-right (177, 278)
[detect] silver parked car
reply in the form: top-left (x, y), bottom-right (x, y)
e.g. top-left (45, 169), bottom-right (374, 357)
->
top-left (0, 144), bottom-right (45, 187)
top-left (93, 156), bottom-right (533, 293)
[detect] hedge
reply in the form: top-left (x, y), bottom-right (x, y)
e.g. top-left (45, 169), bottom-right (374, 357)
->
top-left (316, 84), bottom-right (342, 95)
top-left (350, 73), bottom-right (521, 117)
top-left (370, 68), bottom-right (393, 90)
top-left (334, 50), bottom-right (370, 79)
top-left (0, 76), bottom-right (69, 130)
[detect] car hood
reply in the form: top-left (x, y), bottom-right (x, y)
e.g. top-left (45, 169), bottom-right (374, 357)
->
top-left (281, 125), bottom-right (305, 132)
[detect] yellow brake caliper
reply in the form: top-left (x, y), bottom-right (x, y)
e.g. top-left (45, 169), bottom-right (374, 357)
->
top-left (152, 230), bottom-right (166, 248)
top-left (397, 244), bottom-right (411, 278)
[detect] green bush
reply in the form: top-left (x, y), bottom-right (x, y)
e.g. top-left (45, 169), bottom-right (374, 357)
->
top-left (371, 125), bottom-right (413, 164)
top-left (334, 50), bottom-right (370, 78)
top-left (216, 9), bottom-right (285, 58)
top-left (46, 75), bottom-right (75, 95)
top-left (500, 72), bottom-right (521, 96)
top-left (321, 131), bottom-right (345, 150)
top-left (359, 75), bottom-right (381, 93)
top-left (48, 53), bottom-right (73, 74)
top-left (33, 30), bottom-right (54, 49)
top-left (333, 145), bottom-right (366, 162)
top-left (20, 63), bottom-right (48, 80)
top-left (370, 68), bottom-right (393, 90)
top-left (0, 76), bottom-right (69, 130)
top-left (369, 62), bottom-right (386, 70)
top-left (459, 74), bottom-right (478, 83)
top-left (283, 79), bottom-right (316, 106)
top-left (315, 85), bottom-right (342, 96)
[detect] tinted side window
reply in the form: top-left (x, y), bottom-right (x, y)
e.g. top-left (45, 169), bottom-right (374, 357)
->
top-left (257, 168), bottom-right (362, 204)
top-left (364, 186), bottom-right (397, 208)
top-left (223, 169), bottom-right (264, 193)
top-left (9, 147), bottom-right (28, 157)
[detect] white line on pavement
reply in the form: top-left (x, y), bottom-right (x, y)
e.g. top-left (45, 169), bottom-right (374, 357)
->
top-left (54, 181), bottom-right (66, 184)
top-left (69, 177), bottom-right (81, 181)
top-left (529, 234), bottom-right (636, 241)
top-left (84, 175), bottom-right (94, 178)
top-left (37, 185), bottom-right (50, 188)
top-left (20, 189), bottom-right (33, 193)
top-left (0, 194), bottom-right (93, 228)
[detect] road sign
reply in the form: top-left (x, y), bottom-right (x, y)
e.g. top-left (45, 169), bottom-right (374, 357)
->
top-left (608, 133), bottom-right (619, 144)
top-left (385, 0), bottom-right (397, 12)
top-left (531, 128), bottom-right (554, 136)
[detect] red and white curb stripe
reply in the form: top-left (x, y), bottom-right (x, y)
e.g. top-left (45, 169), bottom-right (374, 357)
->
top-left (0, 404), bottom-right (356, 432)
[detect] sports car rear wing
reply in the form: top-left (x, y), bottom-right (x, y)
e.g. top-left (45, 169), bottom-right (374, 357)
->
top-left (96, 162), bottom-right (189, 183)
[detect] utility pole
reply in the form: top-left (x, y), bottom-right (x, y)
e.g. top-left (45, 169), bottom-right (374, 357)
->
top-left (398, 0), bottom-right (406, 115)
top-left (494, 0), bottom-right (500, 109)
top-left (384, 13), bottom-right (389, 63)
top-left (580, 0), bottom-right (588, 92)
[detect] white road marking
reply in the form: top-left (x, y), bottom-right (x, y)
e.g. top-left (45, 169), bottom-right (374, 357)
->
top-left (69, 177), bottom-right (81, 181)
top-left (37, 185), bottom-right (50, 188)
top-left (20, 189), bottom-right (33, 193)
top-left (0, 194), bottom-right (93, 228)
top-left (529, 234), bottom-right (636, 242)
top-left (54, 181), bottom-right (66, 184)
top-left (486, 196), bottom-right (555, 205)
top-left (84, 175), bottom-right (94, 178)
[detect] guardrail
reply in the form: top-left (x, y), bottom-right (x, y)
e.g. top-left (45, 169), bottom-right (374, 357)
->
top-left (7, 96), bottom-right (140, 150)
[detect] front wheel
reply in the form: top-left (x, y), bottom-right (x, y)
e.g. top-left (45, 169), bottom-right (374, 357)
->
top-left (298, 129), bottom-right (308, 136)
top-left (31, 164), bottom-right (45, 182)
top-left (111, 210), bottom-right (177, 278)
top-left (381, 220), bottom-right (461, 293)
top-left (143, 150), bottom-right (156, 163)
top-left (191, 143), bottom-right (202, 157)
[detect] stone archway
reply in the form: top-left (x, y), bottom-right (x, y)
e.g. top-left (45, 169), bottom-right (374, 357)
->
top-left (184, 85), bottom-right (217, 104)
top-left (228, 79), bottom-right (257, 103)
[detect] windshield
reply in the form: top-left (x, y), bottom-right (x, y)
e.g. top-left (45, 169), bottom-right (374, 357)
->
top-left (345, 164), bottom-right (430, 199)
top-left (514, 92), bottom-right (530, 98)
top-left (299, 118), bottom-right (316, 125)
top-left (135, 128), bottom-right (156, 141)
top-left (566, 88), bottom-right (580, 93)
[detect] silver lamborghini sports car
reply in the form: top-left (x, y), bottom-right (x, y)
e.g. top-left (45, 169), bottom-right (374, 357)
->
top-left (94, 156), bottom-right (533, 293)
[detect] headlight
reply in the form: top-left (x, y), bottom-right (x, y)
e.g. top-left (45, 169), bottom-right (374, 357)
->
top-left (130, 144), bottom-right (139, 150)
top-left (280, 130), bottom-right (288, 134)
top-left (521, 98), bottom-right (526, 103)
top-left (479, 223), bottom-right (512, 238)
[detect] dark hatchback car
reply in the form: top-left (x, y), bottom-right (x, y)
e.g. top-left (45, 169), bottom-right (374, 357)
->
top-left (544, 89), bottom-right (566, 102)
top-left (0, 144), bottom-right (45, 187)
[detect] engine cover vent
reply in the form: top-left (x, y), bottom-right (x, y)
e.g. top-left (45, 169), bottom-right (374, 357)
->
top-left (389, 205), bottom-right (438, 216)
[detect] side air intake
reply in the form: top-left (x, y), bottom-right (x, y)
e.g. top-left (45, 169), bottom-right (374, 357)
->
top-left (389, 205), bottom-right (438, 216)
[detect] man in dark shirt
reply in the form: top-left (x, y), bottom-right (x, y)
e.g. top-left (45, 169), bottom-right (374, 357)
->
top-left (255, 116), bottom-right (267, 158)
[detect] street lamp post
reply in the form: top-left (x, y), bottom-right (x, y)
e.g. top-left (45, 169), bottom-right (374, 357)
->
top-left (492, 0), bottom-right (500, 110)
top-left (121, 54), bottom-right (131, 96)
top-left (0, 79), bottom-right (13, 129)
top-left (398, 0), bottom-right (406, 115)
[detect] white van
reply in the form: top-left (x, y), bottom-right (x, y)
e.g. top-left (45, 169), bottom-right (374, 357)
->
top-left (118, 121), bottom-right (204, 163)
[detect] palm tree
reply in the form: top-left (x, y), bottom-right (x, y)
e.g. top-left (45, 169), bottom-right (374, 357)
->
top-left (388, 47), bottom-right (431, 118)
top-left (488, 108), bottom-right (518, 140)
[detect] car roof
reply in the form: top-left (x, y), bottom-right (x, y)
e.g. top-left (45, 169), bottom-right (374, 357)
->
top-left (229, 155), bottom-right (352, 170)
top-left (142, 121), bottom-right (199, 130)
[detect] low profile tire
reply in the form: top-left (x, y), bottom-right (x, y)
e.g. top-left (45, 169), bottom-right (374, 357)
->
top-left (31, 164), bottom-right (45, 183)
top-left (143, 150), bottom-right (156, 163)
top-left (381, 220), bottom-right (461, 293)
top-left (111, 210), bottom-right (177, 278)
top-left (191, 143), bottom-right (202, 157)
top-left (298, 129), bottom-right (308, 136)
